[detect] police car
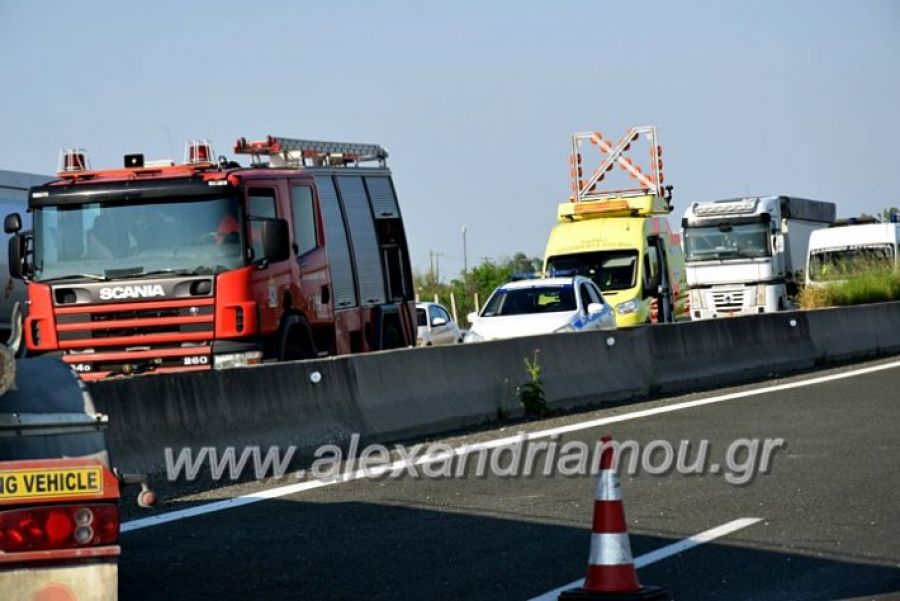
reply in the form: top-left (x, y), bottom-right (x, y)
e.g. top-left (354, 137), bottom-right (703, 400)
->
top-left (464, 276), bottom-right (616, 342)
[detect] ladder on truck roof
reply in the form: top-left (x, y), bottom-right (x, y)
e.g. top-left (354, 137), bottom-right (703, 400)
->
top-left (233, 135), bottom-right (389, 168)
top-left (570, 125), bottom-right (669, 203)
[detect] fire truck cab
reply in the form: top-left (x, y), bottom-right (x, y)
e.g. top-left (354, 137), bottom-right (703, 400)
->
top-left (6, 136), bottom-right (416, 380)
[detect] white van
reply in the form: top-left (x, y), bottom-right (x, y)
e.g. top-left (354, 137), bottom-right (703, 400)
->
top-left (806, 222), bottom-right (900, 286)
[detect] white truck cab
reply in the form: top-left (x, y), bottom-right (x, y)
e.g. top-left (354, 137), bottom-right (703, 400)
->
top-left (682, 196), bottom-right (835, 318)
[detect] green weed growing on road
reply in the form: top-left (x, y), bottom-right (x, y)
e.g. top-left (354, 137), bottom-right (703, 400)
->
top-left (518, 349), bottom-right (548, 417)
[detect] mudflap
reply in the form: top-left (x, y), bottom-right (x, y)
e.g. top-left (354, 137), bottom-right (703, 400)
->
top-left (371, 303), bottom-right (412, 350)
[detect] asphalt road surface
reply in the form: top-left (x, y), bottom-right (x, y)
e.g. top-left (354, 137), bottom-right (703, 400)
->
top-left (120, 357), bottom-right (900, 600)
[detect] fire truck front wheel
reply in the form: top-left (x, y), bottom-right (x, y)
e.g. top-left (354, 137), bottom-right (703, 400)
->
top-left (276, 314), bottom-right (318, 361)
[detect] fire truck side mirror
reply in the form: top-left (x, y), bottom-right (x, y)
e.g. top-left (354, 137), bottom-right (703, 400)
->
top-left (259, 218), bottom-right (291, 264)
top-left (8, 234), bottom-right (26, 280)
top-left (4, 213), bottom-right (21, 234)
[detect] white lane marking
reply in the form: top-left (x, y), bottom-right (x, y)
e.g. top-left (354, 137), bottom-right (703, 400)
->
top-left (122, 359), bottom-right (900, 533)
top-left (529, 517), bottom-right (763, 601)
top-left (121, 479), bottom-right (332, 533)
top-left (633, 517), bottom-right (762, 568)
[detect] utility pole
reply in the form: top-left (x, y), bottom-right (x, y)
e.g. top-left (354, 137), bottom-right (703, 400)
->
top-left (461, 225), bottom-right (468, 275)
top-left (428, 250), bottom-right (443, 281)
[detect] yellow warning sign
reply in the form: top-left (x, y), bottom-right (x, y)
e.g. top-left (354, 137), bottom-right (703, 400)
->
top-left (0, 466), bottom-right (103, 501)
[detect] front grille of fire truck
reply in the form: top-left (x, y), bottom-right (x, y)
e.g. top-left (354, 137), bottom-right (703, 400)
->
top-left (54, 298), bottom-right (215, 380)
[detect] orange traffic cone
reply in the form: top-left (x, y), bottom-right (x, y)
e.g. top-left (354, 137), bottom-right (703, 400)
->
top-left (559, 436), bottom-right (669, 600)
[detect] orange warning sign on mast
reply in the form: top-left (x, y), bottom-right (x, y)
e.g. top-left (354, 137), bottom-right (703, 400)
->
top-left (569, 125), bottom-right (667, 203)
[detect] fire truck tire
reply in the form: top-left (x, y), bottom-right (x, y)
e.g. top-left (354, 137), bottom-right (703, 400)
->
top-left (277, 314), bottom-right (318, 361)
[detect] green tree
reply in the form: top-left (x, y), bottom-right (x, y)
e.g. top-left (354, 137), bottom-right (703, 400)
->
top-left (413, 269), bottom-right (443, 304)
top-left (414, 253), bottom-right (541, 326)
top-left (508, 251), bottom-right (542, 276)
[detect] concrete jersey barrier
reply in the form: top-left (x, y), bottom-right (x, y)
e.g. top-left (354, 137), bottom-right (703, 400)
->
top-left (88, 301), bottom-right (900, 474)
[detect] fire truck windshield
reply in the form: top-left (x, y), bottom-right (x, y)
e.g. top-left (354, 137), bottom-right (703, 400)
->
top-left (33, 195), bottom-right (245, 282)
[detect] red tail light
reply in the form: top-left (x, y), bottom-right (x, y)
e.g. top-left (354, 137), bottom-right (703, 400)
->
top-left (0, 504), bottom-right (118, 552)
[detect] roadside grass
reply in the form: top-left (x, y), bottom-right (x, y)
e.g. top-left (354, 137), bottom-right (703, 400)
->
top-left (799, 268), bottom-right (900, 308)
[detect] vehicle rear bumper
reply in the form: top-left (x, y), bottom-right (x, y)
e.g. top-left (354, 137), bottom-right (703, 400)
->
top-left (55, 339), bottom-right (266, 380)
top-left (0, 553), bottom-right (118, 601)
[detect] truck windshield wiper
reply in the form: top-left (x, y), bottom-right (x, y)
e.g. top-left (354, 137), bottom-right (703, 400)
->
top-left (42, 273), bottom-right (108, 283)
top-left (110, 266), bottom-right (216, 280)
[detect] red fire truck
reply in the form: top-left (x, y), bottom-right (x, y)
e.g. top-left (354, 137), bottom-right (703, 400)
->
top-left (6, 136), bottom-right (416, 380)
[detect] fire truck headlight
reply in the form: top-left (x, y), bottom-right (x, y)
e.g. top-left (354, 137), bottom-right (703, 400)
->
top-left (213, 350), bottom-right (263, 369)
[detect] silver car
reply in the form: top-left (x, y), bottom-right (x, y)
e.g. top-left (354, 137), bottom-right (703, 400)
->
top-left (416, 302), bottom-right (464, 346)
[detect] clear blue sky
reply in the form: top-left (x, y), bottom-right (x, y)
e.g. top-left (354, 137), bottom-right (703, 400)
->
top-left (1, 1), bottom-right (898, 278)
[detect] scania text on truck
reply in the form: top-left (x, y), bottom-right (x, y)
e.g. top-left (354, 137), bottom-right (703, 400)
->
top-left (5, 136), bottom-right (417, 380)
top-left (682, 196), bottom-right (835, 318)
top-left (543, 126), bottom-right (688, 327)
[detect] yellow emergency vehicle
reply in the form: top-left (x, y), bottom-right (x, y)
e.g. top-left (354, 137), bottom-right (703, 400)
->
top-left (542, 126), bottom-right (688, 327)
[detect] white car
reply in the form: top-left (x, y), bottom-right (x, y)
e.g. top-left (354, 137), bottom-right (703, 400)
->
top-left (416, 302), bottom-right (464, 346)
top-left (464, 276), bottom-right (616, 342)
